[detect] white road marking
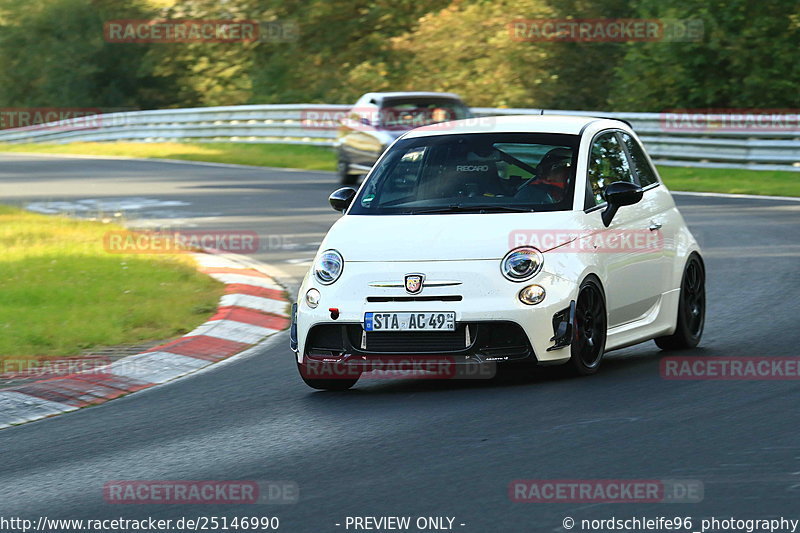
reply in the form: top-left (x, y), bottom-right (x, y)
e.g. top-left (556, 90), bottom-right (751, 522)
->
top-left (193, 254), bottom-right (246, 269)
top-left (0, 392), bottom-right (77, 428)
top-left (218, 294), bottom-right (289, 316)
top-left (108, 351), bottom-right (211, 384)
top-left (671, 191), bottom-right (800, 202)
top-left (206, 273), bottom-right (283, 290)
top-left (26, 197), bottom-right (190, 214)
top-left (186, 319), bottom-right (281, 344)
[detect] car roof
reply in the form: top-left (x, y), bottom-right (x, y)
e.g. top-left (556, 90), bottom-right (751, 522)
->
top-left (402, 114), bottom-right (629, 138)
top-left (361, 91), bottom-right (464, 103)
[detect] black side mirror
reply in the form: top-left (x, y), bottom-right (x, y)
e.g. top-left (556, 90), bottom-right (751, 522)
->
top-left (329, 187), bottom-right (357, 212)
top-left (601, 181), bottom-right (643, 227)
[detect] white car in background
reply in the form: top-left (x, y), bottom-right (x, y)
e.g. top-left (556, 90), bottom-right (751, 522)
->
top-left (291, 115), bottom-right (705, 390)
top-left (336, 91), bottom-right (471, 185)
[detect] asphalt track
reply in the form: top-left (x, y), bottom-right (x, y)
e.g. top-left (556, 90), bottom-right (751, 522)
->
top-left (1, 153), bottom-right (799, 532)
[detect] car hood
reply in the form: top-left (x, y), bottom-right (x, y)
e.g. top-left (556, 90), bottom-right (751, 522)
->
top-left (321, 212), bottom-right (585, 262)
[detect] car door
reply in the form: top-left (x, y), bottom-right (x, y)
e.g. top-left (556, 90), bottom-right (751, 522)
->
top-left (583, 130), bottom-right (664, 328)
top-left (618, 131), bottom-right (677, 295)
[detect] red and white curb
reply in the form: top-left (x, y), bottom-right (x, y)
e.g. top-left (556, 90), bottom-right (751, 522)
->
top-left (0, 252), bottom-right (290, 429)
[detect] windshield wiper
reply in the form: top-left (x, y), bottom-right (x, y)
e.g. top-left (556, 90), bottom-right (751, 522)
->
top-left (407, 204), bottom-right (533, 214)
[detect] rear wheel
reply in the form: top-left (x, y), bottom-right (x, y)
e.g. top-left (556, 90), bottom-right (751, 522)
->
top-left (655, 254), bottom-right (705, 350)
top-left (568, 278), bottom-right (607, 375)
top-left (297, 361), bottom-right (361, 391)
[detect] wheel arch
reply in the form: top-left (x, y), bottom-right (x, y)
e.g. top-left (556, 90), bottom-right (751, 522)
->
top-left (680, 250), bottom-right (705, 288)
top-left (578, 271), bottom-right (607, 306)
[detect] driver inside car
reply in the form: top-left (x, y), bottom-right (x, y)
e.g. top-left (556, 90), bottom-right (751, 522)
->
top-left (515, 147), bottom-right (573, 203)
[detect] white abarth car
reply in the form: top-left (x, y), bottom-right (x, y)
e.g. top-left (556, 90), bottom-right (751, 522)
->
top-left (291, 115), bottom-right (705, 390)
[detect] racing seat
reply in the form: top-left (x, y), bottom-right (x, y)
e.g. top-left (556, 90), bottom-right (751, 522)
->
top-left (436, 161), bottom-right (505, 199)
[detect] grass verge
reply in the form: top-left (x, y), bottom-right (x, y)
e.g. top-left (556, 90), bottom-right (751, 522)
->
top-left (0, 205), bottom-right (224, 360)
top-left (0, 142), bottom-right (336, 171)
top-left (656, 166), bottom-right (800, 197)
top-left (1, 142), bottom-right (798, 197)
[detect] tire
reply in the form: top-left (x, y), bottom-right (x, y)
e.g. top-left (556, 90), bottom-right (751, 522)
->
top-left (297, 361), bottom-right (360, 391)
top-left (568, 277), bottom-right (607, 375)
top-left (337, 157), bottom-right (358, 186)
top-left (655, 254), bottom-right (705, 350)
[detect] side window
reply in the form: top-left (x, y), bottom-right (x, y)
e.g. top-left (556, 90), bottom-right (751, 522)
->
top-left (620, 132), bottom-right (659, 187)
top-left (586, 131), bottom-right (633, 207)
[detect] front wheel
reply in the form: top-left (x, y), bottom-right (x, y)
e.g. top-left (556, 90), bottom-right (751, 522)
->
top-left (297, 361), bottom-right (361, 390)
top-left (568, 278), bottom-right (607, 375)
top-left (337, 157), bottom-right (358, 186)
top-left (655, 254), bottom-right (705, 350)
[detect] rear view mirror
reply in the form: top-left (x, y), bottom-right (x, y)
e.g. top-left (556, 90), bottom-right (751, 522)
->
top-left (602, 181), bottom-right (643, 226)
top-left (329, 187), bottom-right (357, 212)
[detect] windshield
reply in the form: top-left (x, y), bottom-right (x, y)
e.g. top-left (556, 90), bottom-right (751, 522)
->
top-left (378, 98), bottom-right (470, 130)
top-left (349, 133), bottom-right (579, 215)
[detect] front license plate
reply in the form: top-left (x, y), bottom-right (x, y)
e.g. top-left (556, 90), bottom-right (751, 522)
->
top-left (364, 312), bottom-right (456, 332)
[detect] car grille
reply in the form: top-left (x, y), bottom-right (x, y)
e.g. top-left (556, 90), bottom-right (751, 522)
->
top-left (305, 322), bottom-right (533, 360)
top-left (363, 328), bottom-right (468, 353)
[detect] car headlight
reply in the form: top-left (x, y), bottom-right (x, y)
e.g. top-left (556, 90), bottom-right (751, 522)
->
top-left (501, 247), bottom-right (543, 282)
top-left (314, 249), bottom-right (344, 285)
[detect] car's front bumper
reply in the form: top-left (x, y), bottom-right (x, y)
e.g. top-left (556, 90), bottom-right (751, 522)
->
top-left (303, 320), bottom-right (534, 365)
top-left (295, 260), bottom-right (578, 365)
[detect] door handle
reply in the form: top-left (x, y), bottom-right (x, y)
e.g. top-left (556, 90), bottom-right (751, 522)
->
top-left (648, 221), bottom-right (662, 231)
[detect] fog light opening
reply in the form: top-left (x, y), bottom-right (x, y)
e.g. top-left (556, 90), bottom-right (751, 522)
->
top-left (306, 288), bottom-right (321, 308)
top-left (519, 284), bottom-right (546, 305)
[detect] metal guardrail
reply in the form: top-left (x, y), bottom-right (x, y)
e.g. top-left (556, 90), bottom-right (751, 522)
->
top-left (471, 107), bottom-right (800, 171)
top-left (0, 104), bottom-right (797, 171)
top-left (0, 105), bottom-right (349, 146)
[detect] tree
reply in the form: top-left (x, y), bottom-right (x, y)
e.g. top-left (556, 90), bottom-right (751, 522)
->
top-left (151, 0), bottom-right (257, 106)
top-left (344, 0), bottom-right (555, 107)
top-left (610, 0), bottom-right (800, 110)
top-left (343, 0), bottom-right (636, 109)
top-left (536, 0), bottom-right (634, 110)
top-left (246, 0), bottom-right (451, 104)
top-left (0, 0), bottom-right (192, 109)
